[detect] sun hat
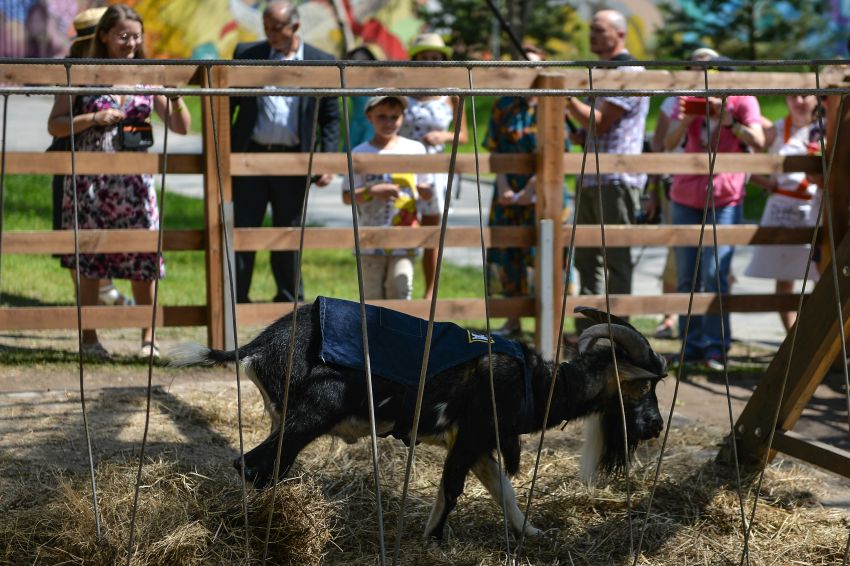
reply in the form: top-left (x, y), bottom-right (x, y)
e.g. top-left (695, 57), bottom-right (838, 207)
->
top-left (72, 7), bottom-right (107, 45)
top-left (407, 33), bottom-right (453, 60)
top-left (364, 95), bottom-right (408, 113)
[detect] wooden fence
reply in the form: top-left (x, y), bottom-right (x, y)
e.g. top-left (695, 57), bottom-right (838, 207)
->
top-left (1, 61), bottom-right (848, 355)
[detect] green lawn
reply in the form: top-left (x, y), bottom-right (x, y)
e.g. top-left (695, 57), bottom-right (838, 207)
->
top-left (0, 174), bottom-right (486, 310)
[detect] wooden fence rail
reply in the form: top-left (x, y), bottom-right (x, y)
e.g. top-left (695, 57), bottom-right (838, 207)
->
top-left (1, 62), bottom-right (847, 353)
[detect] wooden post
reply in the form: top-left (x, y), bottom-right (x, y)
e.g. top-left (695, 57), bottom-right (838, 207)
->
top-left (200, 65), bottom-right (231, 349)
top-left (817, 95), bottom-right (850, 273)
top-left (533, 72), bottom-right (566, 355)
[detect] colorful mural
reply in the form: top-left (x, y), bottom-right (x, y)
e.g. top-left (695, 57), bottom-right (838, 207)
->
top-left (0, 0), bottom-right (420, 59)
top-left (2, 0), bottom-right (847, 61)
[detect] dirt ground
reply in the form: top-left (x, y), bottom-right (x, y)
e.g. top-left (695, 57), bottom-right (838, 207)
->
top-left (1, 327), bottom-right (849, 564)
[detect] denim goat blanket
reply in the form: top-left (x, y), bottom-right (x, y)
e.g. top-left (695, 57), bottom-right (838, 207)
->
top-left (318, 296), bottom-right (525, 383)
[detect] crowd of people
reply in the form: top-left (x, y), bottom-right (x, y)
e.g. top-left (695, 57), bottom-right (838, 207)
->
top-left (49, 1), bottom-right (825, 368)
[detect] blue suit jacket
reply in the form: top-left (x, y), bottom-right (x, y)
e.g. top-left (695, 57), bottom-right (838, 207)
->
top-left (229, 40), bottom-right (340, 155)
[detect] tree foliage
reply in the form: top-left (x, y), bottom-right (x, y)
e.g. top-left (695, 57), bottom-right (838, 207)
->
top-left (654, 0), bottom-right (841, 60)
top-left (417, 0), bottom-right (581, 60)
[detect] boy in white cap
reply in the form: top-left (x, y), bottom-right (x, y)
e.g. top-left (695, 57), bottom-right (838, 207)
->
top-left (341, 96), bottom-right (434, 300)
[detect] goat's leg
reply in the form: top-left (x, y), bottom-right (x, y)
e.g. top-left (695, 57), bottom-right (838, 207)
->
top-left (423, 435), bottom-right (480, 540)
top-left (471, 454), bottom-right (541, 538)
top-left (238, 368), bottom-right (355, 487)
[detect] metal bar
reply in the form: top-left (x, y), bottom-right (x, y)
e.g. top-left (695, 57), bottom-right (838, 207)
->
top-left (3, 86), bottom-right (850, 98)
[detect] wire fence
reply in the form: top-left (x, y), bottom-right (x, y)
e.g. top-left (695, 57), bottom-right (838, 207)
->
top-left (0, 57), bottom-right (848, 564)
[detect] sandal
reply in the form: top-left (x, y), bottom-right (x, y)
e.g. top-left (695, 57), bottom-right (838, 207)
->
top-left (654, 318), bottom-right (676, 339)
top-left (139, 341), bottom-right (160, 360)
top-left (98, 284), bottom-right (134, 306)
top-left (81, 341), bottom-right (111, 360)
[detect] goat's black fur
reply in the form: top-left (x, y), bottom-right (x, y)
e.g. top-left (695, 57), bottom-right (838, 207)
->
top-left (171, 301), bottom-right (666, 540)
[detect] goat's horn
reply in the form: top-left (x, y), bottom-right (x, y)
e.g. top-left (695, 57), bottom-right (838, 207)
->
top-left (578, 323), bottom-right (651, 363)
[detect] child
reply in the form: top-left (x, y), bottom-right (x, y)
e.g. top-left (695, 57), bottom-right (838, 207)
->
top-left (342, 95), bottom-right (434, 300)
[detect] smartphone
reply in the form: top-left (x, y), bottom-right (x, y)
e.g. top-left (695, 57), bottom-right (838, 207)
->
top-left (682, 96), bottom-right (716, 116)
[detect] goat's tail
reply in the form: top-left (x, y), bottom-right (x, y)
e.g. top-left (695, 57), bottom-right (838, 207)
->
top-left (167, 342), bottom-right (237, 367)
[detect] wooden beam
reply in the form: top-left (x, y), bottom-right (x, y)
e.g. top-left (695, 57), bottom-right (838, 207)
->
top-left (718, 231), bottom-right (850, 470)
top-left (535, 72), bottom-right (566, 353)
top-left (772, 430), bottom-right (850, 480)
top-left (0, 225), bottom-right (814, 256)
top-left (231, 225), bottom-right (813, 251)
top-left (226, 152), bottom-right (821, 176)
top-left (201, 67), bottom-right (230, 349)
top-left (4, 151), bottom-right (820, 177)
top-left (235, 297), bottom-right (535, 327)
top-left (4, 63), bottom-right (846, 92)
top-left (2, 230), bottom-right (203, 254)
top-left (0, 63), bottom-right (199, 86)
top-left (0, 305), bottom-right (206, 330)
top-left (10, 152), bottom-right (202, 175)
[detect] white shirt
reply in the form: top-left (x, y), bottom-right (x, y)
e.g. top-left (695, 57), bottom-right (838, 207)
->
top-left (251, 40), bottom-right (304, 146)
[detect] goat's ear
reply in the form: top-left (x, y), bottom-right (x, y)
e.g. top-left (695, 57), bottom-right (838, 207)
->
top-left (615, 359), bottom-right (666, 381)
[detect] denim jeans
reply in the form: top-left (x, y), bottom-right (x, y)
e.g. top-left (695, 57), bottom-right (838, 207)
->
top-left (671, 201), bottom-right (742, 360)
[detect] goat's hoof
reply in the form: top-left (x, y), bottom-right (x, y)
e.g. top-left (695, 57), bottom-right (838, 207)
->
top-left (523, 524), bottom-right (542, 538)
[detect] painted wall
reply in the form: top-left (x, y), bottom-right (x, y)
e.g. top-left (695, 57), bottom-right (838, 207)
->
top-left (2, 0), bottom-right (847, 60)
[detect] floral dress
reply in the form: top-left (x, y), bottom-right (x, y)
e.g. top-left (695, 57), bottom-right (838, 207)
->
top-left (484, 97), bottom-right (538, 297)
top-left (400, 96), bottom-right (454, 216)
top-left (60, 93), bottom-right (164, 281)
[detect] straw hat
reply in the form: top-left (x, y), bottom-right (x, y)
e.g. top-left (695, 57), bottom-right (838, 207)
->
top-left (407, 33), bottom-right (453, 60)
top-left (72, 7), bottom-right (107, 45)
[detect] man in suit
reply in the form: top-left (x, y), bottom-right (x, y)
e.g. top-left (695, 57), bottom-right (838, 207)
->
top-left (230, 0), bottom-right (339, 303)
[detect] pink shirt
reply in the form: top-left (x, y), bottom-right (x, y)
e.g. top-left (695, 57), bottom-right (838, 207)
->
top-left (669, 96), bottom-right (762, 209)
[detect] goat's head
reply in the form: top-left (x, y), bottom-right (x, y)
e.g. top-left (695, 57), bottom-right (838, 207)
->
top-left (574, 308), bottom-right (667, 482)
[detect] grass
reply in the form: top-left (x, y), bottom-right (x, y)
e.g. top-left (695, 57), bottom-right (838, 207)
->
top-left (0, 174), bottom-right (486, 309)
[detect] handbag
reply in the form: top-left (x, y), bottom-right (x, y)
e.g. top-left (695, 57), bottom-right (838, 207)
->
top-left (118, 119), bottom-right (154, 150)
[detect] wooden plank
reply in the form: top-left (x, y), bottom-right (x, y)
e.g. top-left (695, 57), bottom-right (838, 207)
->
top-left (566, 153), bottom-right (822, 175)
top-left (226, 152), bottom-right (820, 176)
top-left (772, 430), bottom-right (850, 480)
top-left (231, 225), bottom-right (812, 252)
top-left (2, 230), bottom-right (203, 254)
top-left (9, 152), bottom-right (203, 175)
top-left (233, 294), bottom-right (800, 328)
top-left (5, 151), bottom-right (818, 177)
top-left (569, 292), bottom-right (802, 315)
top-left (235, 298), bottom-right (536, 327)
top-left (0, 63), bottom-right (199, 86)
top-left (201, 66), bottom-right (230, 349)
top-left (718, 231), bottom-right (850, 470)
top-left (0, 305), bottom-right (206, 330)
top-left (535, 72), bottom-right (567, 352)
top-left (566, 225), bottom-right (816, 247)
top-left (0, 225), bottom-right (812, 256)
top-left (3, 64), bottom-right (847, 92)
top-left (560, 68), bottom-right (850, 91)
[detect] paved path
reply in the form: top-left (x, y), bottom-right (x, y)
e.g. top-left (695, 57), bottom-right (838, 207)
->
top-left (8, 94), bottom-right (791, 345)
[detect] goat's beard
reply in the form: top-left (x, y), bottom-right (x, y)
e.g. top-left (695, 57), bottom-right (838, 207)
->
top-left (598, 406), bottom-right (640, 475)
top-left (580, 410), bottom-right (640, 485)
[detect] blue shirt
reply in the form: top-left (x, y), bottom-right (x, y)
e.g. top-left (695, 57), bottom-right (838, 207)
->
top-left (251, 40), bottom-right (304, 146)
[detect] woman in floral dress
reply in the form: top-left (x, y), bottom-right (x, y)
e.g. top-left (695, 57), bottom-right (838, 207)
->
top-left (47, 4), bottom-right (191, 358)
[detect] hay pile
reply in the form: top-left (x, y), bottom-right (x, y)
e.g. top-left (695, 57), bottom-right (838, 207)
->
top-left (0, 458), bottom-right (335, 565)
top-left (1, 379), bottom-right (848, 565)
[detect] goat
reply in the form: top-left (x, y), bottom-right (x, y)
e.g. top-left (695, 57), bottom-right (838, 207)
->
top-left (169, 297), bottom-right (666, 540)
